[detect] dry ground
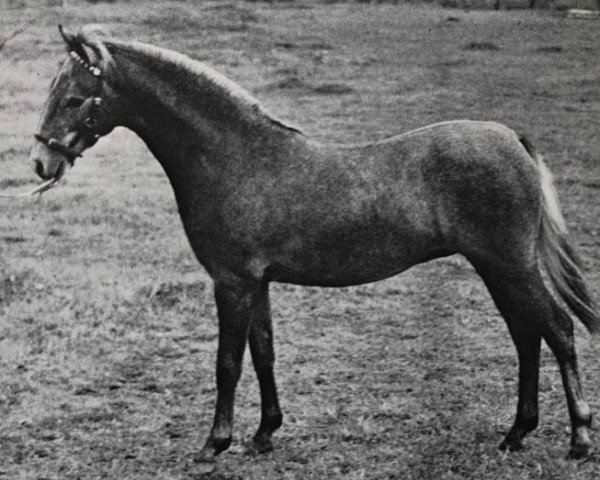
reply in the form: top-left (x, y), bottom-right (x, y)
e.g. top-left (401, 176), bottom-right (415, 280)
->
top-left (1, 1), bottom-right (599, 479)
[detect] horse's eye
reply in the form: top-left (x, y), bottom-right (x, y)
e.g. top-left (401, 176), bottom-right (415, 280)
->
top-left (64, 96), bottom-right (85, 108)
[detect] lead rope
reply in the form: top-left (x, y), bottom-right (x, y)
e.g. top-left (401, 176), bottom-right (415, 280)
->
top-left (0, 178), bottom-right (58, 199)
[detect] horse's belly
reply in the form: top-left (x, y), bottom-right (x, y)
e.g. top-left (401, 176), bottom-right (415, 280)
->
top-left (270, 263), bottom-right (415, 287)
top-left (266, 235), bottom-right (450, 287)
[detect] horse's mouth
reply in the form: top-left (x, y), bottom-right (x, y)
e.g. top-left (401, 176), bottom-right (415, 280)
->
top-left (53, 158), bottom-right (68, 181)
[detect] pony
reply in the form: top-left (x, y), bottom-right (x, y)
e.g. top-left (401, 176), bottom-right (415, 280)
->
top-left (28, 26), bottom-right (598, 464)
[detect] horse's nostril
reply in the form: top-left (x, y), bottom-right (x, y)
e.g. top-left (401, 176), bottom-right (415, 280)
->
top-left (33, 159), bottom-right (45, 179)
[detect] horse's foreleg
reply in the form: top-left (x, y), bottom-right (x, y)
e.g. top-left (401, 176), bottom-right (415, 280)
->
top-left (195, 278), bottom-right (256, 463)
top-left (248, 281), bottom-right (283, 452)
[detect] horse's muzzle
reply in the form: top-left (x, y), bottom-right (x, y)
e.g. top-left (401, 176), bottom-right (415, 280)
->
top-left (29, 143), bottom-right (68, 181)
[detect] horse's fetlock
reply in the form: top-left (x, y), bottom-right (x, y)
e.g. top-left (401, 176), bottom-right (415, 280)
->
top-left (258, 410), bottom-right (282, 433)
top-left (519, 414), bottom-right (539, 433)
top-left (576, 401), bottom-right (592, 424)
top-left (257, 411), bottom-right (282, 436)
top-left (267, 411), bottom-right (283, 431)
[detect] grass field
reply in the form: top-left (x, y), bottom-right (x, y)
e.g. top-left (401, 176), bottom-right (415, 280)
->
top-left (1, 1), bottom-right (600, 479)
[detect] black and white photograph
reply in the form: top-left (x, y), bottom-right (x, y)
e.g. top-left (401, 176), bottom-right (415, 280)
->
top-left (0, 0), bottom-right (599, 478)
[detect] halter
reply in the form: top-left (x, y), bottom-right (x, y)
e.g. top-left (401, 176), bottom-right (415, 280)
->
top-left (34, 49), bottom-right (104, 165)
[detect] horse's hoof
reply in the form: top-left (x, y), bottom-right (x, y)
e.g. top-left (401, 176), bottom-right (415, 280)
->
top-left (198, 435), bottom-right (232, 459)
top-left (193, 448), bottom-right (217, 466)
top-left (213, 436), bottom-right (232, 455)
top-left (567, 444), bottom-right (590, 460)
top-left (499, 438), bottom-right (524, 452)
top-left (248, 435), bottom-right (274, 454)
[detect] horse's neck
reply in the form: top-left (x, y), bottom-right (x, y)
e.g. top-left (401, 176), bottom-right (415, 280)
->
top-left (110, 42), bottom-right (292, 187)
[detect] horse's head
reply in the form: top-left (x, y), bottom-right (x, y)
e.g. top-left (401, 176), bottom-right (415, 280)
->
top-left (30, 25), bottom-right (118, 180)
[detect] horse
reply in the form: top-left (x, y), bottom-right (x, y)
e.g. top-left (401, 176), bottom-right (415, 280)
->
top-left (28, 25), bottom-right (598, 464)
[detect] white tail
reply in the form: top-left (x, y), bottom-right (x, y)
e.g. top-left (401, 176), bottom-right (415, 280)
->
top-left (519, 136), bottom-right (600, 335)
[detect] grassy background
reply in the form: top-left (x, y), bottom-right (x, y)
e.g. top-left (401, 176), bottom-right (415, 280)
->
top-left (1, 1), bottom-right (600, 479)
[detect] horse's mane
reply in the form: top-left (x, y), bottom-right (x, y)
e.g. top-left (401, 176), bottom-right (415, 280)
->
top-left (104, 39), bottom-right (303, 135)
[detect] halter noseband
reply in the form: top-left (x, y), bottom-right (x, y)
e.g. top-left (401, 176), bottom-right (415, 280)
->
top-left (34, 49), bottom-right (104, 165)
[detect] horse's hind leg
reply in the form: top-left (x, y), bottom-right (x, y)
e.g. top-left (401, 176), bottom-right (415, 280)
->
top-left (476, 265), bottom-right (592, 457)
top-left (501, 321), bottom-right (541, 450)
top-left (541, 310), bottom-right (593, 458)
top-left (476, 266), bottom-right (543, 450)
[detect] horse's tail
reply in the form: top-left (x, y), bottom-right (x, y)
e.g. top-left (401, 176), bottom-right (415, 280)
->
top-left (520, 137), bottom-right (600, 335)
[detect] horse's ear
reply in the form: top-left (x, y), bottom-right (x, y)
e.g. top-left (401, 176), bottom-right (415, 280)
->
top-left (77, 25), bottom-right (116, 77)
top-left (58, 24), bottom-right (91, 63)
top-left (58, 24), bottom-right (75, 46)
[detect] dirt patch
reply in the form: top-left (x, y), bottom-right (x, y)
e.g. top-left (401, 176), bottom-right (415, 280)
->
top-left (312, 82), bottom-right (354, 94)
top-left (535, 45), bottom-right (563, 53)
top-left (269, 75), bottom-right (307, 90)
top-left (463, 41), bottom-right (501, 51)
top-left (138, 280), bottom-right (207, 309)
top-left (0, 269), bottom-right (37, 305)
